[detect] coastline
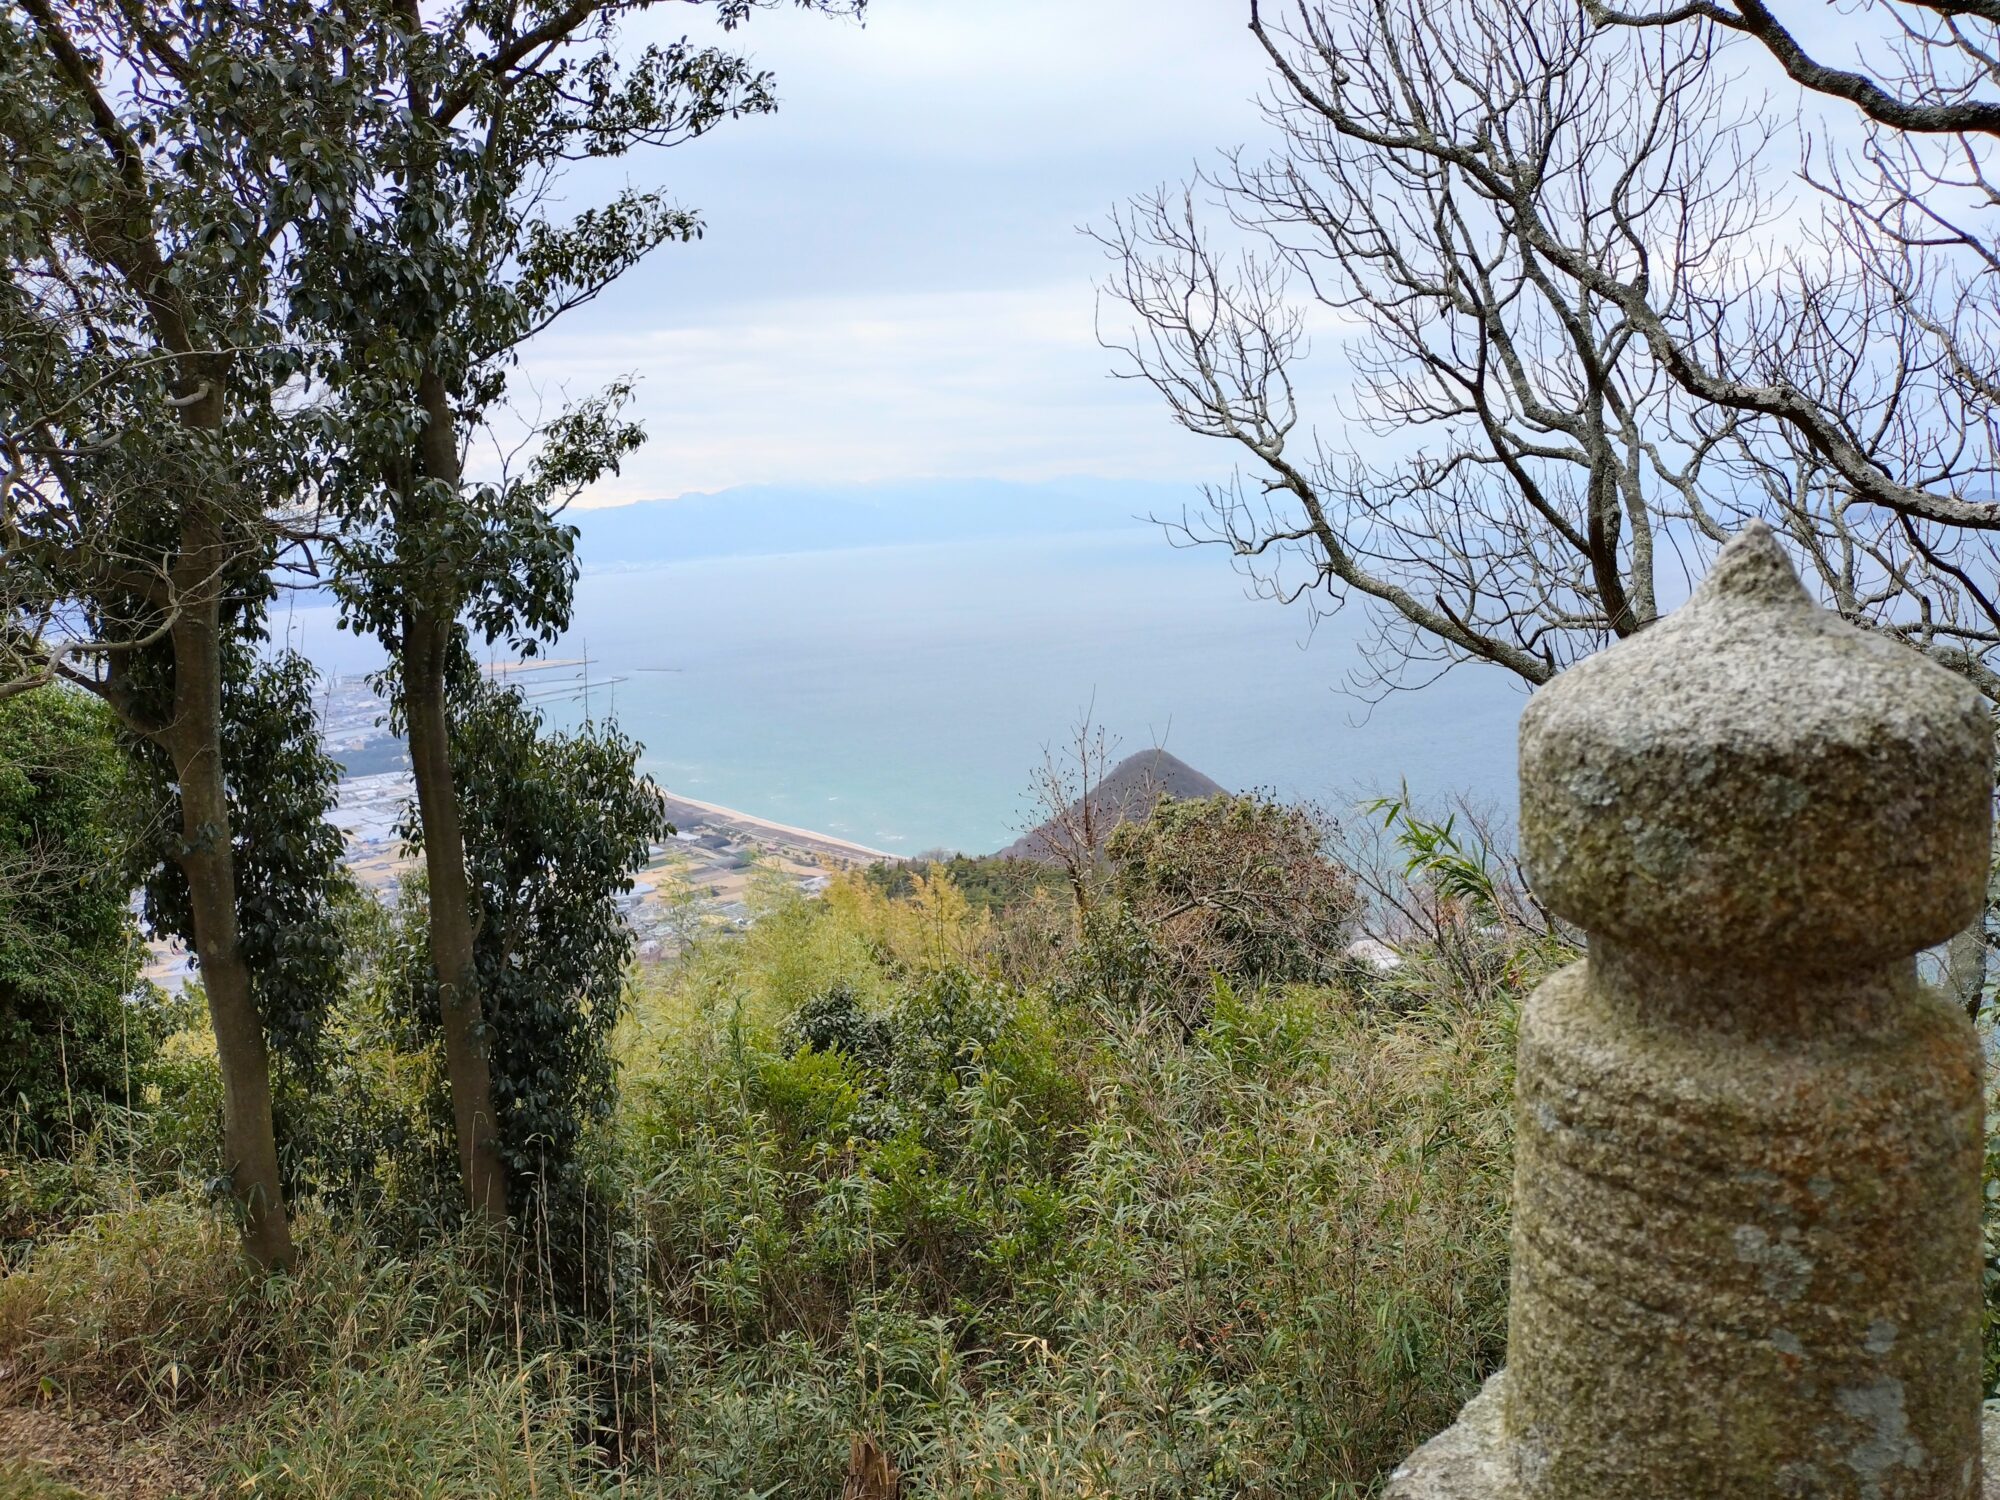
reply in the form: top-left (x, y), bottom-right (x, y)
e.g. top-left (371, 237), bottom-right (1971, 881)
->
top-left (142, 778), bottom-right (895, 992)
top-left (659, 791), bottom-right (896, 863)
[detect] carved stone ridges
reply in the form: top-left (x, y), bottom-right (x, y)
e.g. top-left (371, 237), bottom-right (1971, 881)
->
top-left (1389, 523), bottom-right (1995, 1499)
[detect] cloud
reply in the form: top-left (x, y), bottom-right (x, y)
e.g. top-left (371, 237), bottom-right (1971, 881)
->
top-left (497, 0), bottom-right (1909, 507)
top-left (504, 0), bottom-right (1275, 499)
top-left (524, 283), bottom-right (1227, 502)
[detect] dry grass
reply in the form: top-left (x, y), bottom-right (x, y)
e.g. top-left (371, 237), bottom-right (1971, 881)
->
top-left (0, 1408), bottom-right (201, 1500)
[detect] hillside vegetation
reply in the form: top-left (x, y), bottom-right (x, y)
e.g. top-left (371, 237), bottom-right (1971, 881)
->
top-left (0, 796), bottom-right (1547, 1499)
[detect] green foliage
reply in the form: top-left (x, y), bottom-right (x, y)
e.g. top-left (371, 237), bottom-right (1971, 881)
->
top-left (0, 1194), bottom-right (263, 1409)
top-left (0, 859), bottom-right (1535, 1498)
top-left (1046, 791), bottom-right (1364, 1035)
top-left (781, 982), bottom-right (895, 1071)
top-left (221, 1344), bottom-right (618, 1500)
top-left (607, 888), bottom-right (1518, 1495)
top-left (0, 0), bottom-right (384, 682)
top-left (0, 1190), bottom-right (534, 1413)
top-left (128, 642), bottom-right (348, 1078)
top-left (407, 678), bottom-right (670, 1207)
top-left (1110, 793), bottom-right (1360, 983)
top-left (863, 853), bottom-right (1069, 914)
top-left (1364, 791), bottom-right (1505, 923)
top-left (883, 966), bottom-right (1013, 1114)
top-left (0, 688), bottom-right (159, 1151)
top-left (308, 2), bottom-right (870, 674)
top-left (267, 884), bottom-right (457, 1229)
top-left (1049, 897), bottom-right (1178, 1018)
top-left (1088, 792), bottom-right (1368, 1040)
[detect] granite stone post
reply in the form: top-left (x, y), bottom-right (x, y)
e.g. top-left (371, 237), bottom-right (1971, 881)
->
top-left (1387, 523), bottom-right (1995, 1499)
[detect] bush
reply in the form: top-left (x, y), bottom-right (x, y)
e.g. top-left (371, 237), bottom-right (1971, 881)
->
top-left (603, 879), bottom-right (1523, 1496)
top-left (0, 1181), bottom-right (644, 1497)
top-left (0, 687), bottom-right (163, 1153)
top-left (401, 680), bottom-right (671, 1217)
top-left (884, 966), bottom-right (1010, 1112)
top-left (0, 828), bottom-right (1538, 1500)
top-left (1107, 793), bottom-right (1360, 1026)
top-left (780, 982), bottom-right (894, 1072)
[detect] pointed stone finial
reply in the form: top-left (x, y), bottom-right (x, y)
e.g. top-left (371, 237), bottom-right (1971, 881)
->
top-left (1387, 524), bottom-right (1995, 1499)
top-left (1519, 519), bottom-right (1990, 973)
top-left (1686, 515), bottom-right (1820, 609)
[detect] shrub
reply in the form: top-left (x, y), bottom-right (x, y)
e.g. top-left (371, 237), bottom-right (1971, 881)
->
top-left (861, 854), bottom-right (1068, 915)
top-left (408, 680), bottom-right (671, 1215)
top-left (0, 1193), bottom-right (263, 1409)
top-left (126, 646), bottom-right (350, 1084)
top-left (920, 973), bottom-right (1518, 1497)
top-left (1108, 794), bottom-right (1360, 1023)
top-left (0, 687), bottom-right (163, 1153)
top-left (780, 982), bottom-right (894, 1072)
top-left (611, 877), bottom-right (1520, 1496)
top-left (1, 832), bottom-right (1537, 1500)
top-left (885, 967), bottom-right (1010, 1112)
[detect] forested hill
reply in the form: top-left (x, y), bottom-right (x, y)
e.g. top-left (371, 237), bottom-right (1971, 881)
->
top-left (568, 477), bottom-right (1193, 567)
top-left (998, 748), bottom-right (1225, 861)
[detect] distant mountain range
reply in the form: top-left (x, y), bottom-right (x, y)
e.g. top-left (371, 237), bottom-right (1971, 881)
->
top-left (568, 477), bottom-right (1203, 568)
top-left (997, 749), bottom-right (1226, 861)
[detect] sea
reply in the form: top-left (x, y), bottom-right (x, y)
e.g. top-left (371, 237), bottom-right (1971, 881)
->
top-left (277, 515), bottom-right (1528, 857)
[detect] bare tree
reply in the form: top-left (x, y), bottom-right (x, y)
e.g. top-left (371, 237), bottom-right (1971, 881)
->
top-left (1015, 712), bottom-right (1208, 923)
top-left (1099, 0), bottom-right (2000, 704)
top-left (1589, 0), bottom-right (2000, 1020)
top-left (1020, 714), bottom-right (1122, 922)
top-left (1586, 0), bottom-right (2000, 527)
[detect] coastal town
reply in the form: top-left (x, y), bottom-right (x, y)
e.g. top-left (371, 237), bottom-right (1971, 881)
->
top-left (144, 666), bottom-right (885, 989)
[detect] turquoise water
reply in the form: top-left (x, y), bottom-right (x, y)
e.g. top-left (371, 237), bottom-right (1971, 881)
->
top-left (282, 526), bottom-right (1527, 855)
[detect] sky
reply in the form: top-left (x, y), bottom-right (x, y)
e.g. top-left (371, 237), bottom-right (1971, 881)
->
top-left (503, 1), bottom-right (1904, 511)
top-left (517, 0), bottom-right (1274, 505)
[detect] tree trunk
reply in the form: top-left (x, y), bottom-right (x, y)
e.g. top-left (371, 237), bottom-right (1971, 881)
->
top-left (1947, 920), bottom-right (1989, 1021)
top-left (166, 585), bottom-right (294, 1270)
top-left (404, 603), bottom-right (509, 1222)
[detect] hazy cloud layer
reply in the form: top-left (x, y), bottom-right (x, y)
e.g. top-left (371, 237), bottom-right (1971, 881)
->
top-left (522, 1), bottom-right (1273, 503)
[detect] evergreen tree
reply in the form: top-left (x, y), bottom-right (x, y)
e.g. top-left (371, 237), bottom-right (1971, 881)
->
top-left (296, 0), bottom-right (862, 1221)
top-left (0, 687), bottom-right (160, 1150)
top-left (398, 671), bottom-right (669, 1212)
top-left (2, 0), bottom-right (377, 1266)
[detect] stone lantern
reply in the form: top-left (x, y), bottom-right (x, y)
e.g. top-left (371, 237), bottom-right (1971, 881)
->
top-left (1389, 523), bottom-right (1994, 1499)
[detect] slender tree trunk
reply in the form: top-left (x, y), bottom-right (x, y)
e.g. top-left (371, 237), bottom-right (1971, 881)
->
top-left (404, 602), bottom-right (508, 1222)
top-left (400, 361), bottom-right (509, 1222)
top-left (165, 572), bottom-right (293, 1270)
top-left (1947, 920), bottom-right (1989, 1022)
top-left (16, 2), bottom-right (294, 1264)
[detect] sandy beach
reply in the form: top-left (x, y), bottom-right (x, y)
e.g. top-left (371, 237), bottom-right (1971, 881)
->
top-left (659, 791), bottom-right (894, 863)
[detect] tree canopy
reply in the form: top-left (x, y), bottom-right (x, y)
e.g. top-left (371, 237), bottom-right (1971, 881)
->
top-left (1103, 0), bottom-right (2000, 702)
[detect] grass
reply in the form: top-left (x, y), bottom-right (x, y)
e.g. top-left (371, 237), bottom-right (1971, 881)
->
top-left (0, 1466), bottom-right (92, 1500)
top-left (0, 868), bottom-right (1537, 1498)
